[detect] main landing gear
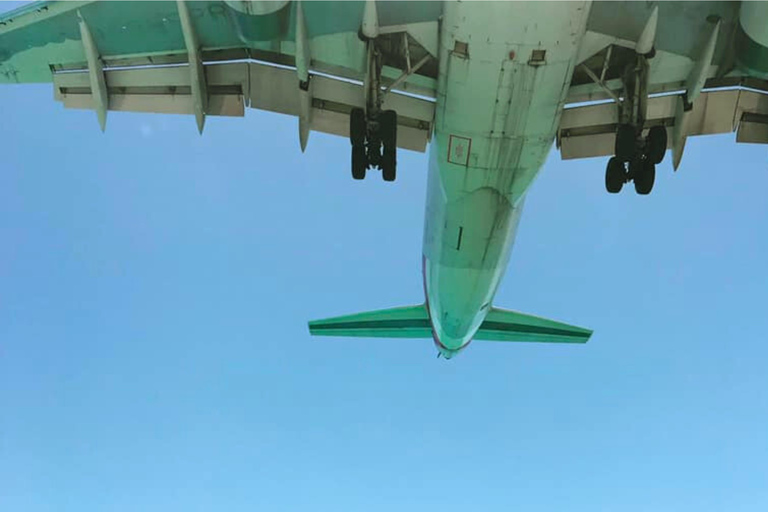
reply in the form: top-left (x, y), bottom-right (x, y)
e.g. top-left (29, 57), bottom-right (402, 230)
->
top-left (605, 124), bottom-right (667, 195)
top-left (603, 19), bottom-right (668, 196)
top-left (350, 107), bottom-right (398, 182)
top-left (349, 29), bottom-right (398, 182)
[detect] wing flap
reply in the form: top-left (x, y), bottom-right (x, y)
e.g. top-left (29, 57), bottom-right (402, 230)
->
top-left (52, 60), bottom-right (434, 151)
top-left (737, 117), bottom-right (768, 144)
top-left (558, 88), bottom-right (768, 160)
top-left (59, 92), bottom-right (245, 117)
top-left (53, 62), bottom-right (249, 117)
top-left (247, 62), bottom-right (433, 152)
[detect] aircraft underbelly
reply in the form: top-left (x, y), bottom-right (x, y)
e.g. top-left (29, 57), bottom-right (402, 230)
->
top-left (422, 1), bottom-right (590, 352)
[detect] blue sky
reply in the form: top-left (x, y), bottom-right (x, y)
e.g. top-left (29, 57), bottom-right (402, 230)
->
top-left (2, 19), bottom-right (768, 512)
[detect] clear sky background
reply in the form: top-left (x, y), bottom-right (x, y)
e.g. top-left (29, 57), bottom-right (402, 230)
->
top-left (2, 11), bottom-right (768, 512)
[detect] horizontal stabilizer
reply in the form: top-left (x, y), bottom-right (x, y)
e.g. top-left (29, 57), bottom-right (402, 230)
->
top-left (309, 305), bottom-right (591, 344)
top-left (475, 307), bottom-right (592, 344)
top-left (308, 304), bottom-right (433, 339)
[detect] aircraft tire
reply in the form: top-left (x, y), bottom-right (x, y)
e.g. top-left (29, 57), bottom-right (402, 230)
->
top-left (646, 125), bottom-right (668, 164)
top-left (605, 157), bottom-right (624, 193)
top-left (380, 110), bottom-right (398, 147)
top-left (350, 108), bottom-right (366, 147)
top-left (352, 145), bottom-right (367, 180)
top-left (379, 110), bottom-right (397, 182)
top-left (615, 124), bottom-right (637, 162)
top-left (632, 156), bottom-right (655, 195)
top-left (382, 149), bottom-right (396, 182)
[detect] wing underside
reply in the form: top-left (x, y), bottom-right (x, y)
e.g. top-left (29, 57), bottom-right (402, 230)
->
top-left (560, 1), bottom-right (768, 168)
top-left (0, 1), bottom-right (440, 151)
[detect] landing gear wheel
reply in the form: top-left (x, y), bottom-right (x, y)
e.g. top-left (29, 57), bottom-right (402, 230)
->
top-left (352, 145), bottom-right (367, 180)
top-left (632, 156), bottom-right (655, 195)
top-left (379, 110), bottom-right (397, 147)
top-left (646, 125), bottom-right (668, 164)
top-left (350, 108), bottom-right (366, 147)
top-left (605, 157), bottom-right (625, 193)
top-left (381, 150), bottom-right (396, 182)
top-left (615, 124), bottom-right (637, 162)
top-left (379, 110), bottom-right (397, 182)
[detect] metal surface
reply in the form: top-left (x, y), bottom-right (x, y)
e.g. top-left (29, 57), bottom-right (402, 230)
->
top-left (53, 62), bottom-right (247, 116)
top-left (686, 20), bottom-right (721, 105)
top-left (76, 11), bottom-right (108, 131)
top-left (50, 58), bottom-right (433, 151)
top-left (247, 62), bottom-right (433, 152)
top-left (224, 0), bottom-right (289, 16)
top-left (177, 0), bottom-right (208, 133)
top-left (361, 0), bottom-right (379, 39)
top-left (421, 1), bottom-right (591, 357)
top-left (636, 6), bottom-right (658, 55)
top-left (6, 1), bottom-right (768, 358)
top-left (295, 1), bottom-right (311, 151)
top-left (559, 89), bottom-right (768, 161)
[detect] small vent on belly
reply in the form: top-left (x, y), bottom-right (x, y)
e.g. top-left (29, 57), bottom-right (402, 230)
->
top-left (453, 40), bottom-right (469, 58)
top-left (529, 49), bottom-right (546, 66)
top-left (456, 226), bottom-right (464, 250)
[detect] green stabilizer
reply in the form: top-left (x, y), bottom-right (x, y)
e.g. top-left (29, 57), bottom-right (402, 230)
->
top-left (308, 304), bottom-right (433, 339)
top-left (309, 304), bottom-right (592, 344)
top-left (474, 307), bottom-right (592, 343)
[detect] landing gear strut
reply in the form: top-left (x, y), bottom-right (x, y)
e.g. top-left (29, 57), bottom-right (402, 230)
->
top-left (348, 35), bottom-right (398, 182)
top-left (603, 32), bottom-right (668, 195)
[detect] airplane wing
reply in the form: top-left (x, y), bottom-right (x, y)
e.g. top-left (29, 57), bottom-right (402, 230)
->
top-left (0, 1), bottom-right (439, 151)
top-left (557, 1), bottom-right (768, 170)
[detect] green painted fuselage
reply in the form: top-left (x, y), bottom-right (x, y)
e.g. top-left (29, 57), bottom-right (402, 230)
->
top-left (423, 2), bottom-right (590, 358)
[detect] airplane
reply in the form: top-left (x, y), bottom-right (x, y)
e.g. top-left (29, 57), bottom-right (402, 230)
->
top-left (1, 1), bottom-right (767, 359)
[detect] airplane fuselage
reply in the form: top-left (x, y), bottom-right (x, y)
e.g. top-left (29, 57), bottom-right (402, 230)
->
top-left (422, 1), bottom-right (590, 358)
